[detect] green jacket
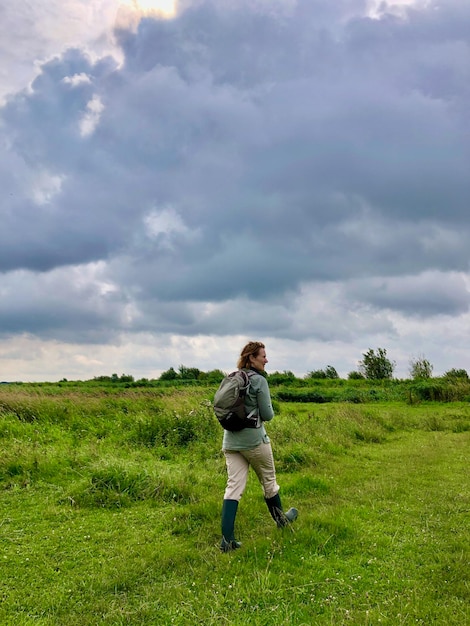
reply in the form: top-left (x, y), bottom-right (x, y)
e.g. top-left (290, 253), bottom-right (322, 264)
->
top-left (222, 369), bottom-right (274, 451)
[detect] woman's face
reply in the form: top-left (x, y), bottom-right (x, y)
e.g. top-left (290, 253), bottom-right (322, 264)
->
top-left (250, 348), bottom-right (268, 371)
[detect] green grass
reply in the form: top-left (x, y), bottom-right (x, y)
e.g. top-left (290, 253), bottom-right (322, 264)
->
top-left (0, 386), bottom-right (469, 624)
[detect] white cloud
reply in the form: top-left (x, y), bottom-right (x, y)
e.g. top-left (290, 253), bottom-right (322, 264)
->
top-left (144, 205), bottom-right (194, 241)
top-left (367, 0), bottom-right (425, 19)
top-left (62, 73), bottom-right (92, 87)
top-left (80, 95), bottom-right (105, 136)
top-left (31, 170), bottom-right (65, 206)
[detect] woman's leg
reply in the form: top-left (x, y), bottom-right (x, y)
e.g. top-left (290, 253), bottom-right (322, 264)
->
top-left (243, 443), bottom-right (298, 527)
top-left (265, 492), bottom-right (298, 527)
top-left (221, 451), bottom-right (250, 551)
top-left (241, 442), bottom-right (279, 499)
top-left (223, 450), bottom-right (250, 501)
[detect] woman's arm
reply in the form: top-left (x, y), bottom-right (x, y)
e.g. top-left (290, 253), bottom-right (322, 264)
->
top-left (256, 376), bottom-right (275, 421)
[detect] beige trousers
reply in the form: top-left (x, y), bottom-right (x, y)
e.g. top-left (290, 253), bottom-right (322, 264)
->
top-left (223, 442), bottom-right (280, 501)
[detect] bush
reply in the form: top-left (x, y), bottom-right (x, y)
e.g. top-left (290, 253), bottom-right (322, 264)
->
top-left (200, 369), bottom-right (225, 384)
top-left (306, 366), bottom-right (339, 380)
top-left (306, 370), bottom-right (327, 380)
top-left (276, 390), bottom-right (333, 403)
top-left (348, 371), bottom-right (365, 380)
top-left (443, 368), bottom-right (469, 381)
top-left (268, 371), bottom-right (299, 386)
top-left (408, 381), bottom-right (448, 402)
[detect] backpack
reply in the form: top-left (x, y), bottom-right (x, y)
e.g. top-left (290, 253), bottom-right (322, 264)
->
top-left (213, 370), bottom-right (260, 431)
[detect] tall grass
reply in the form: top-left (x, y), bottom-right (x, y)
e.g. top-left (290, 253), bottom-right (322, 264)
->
top-left (0, 384), bottom-right (469, 624)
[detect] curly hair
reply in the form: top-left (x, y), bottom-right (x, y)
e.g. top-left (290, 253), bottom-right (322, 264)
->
top-left (237, 341), bottom-right (265, 370)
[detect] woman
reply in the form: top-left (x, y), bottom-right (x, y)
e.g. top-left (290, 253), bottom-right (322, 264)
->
top-left (220, 341), bottom-right (298, 552)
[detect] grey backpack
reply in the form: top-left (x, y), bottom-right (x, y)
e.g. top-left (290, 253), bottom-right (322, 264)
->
top-left (213, 370), bottom-right (259, 431)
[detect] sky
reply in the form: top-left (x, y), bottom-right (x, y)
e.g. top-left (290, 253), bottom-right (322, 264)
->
top-left (1, 0), bottom-right (469, 382)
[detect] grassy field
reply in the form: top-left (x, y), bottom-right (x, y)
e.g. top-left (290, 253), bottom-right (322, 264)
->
top-left (0, 385), bottom-right (469, 625)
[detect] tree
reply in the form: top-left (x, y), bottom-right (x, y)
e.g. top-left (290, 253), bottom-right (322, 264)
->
top-left (409, 355), bottom-right (433, 380)
top-left (324, 365), bottom-right (339, 379)
top-left (178, 365), bottom-right (201, 380)
top-left (159, 367), bottom-right (178, 381)
top-left (359, 348), bottom-right (395, 380)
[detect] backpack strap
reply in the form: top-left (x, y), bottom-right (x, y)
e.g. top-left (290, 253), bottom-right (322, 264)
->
top-left (243, 369), bottom-right (260, 420)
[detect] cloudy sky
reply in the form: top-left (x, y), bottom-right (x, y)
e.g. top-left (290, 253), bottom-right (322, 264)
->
top-left (1, 0), bottom-right (469, 382)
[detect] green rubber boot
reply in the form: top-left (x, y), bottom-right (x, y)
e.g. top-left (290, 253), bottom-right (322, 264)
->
top-left (220, 499), bottom-right (242, 552)
top-left (265, 493), bottom-right (298, 528)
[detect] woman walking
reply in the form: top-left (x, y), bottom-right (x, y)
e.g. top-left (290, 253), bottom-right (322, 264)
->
top-left (220, 341), bottom-right (298, 552)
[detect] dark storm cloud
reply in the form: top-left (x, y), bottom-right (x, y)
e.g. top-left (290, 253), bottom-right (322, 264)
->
top-left (0, 266), bottom-right (126, 342)
top-left (1, 0), bottom-right (469, 343)
top-left (346, 272), bottom-right (470, 317)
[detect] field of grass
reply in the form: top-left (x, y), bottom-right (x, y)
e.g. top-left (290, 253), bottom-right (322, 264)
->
top-left (0, 384), bottom-right (469, 625)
